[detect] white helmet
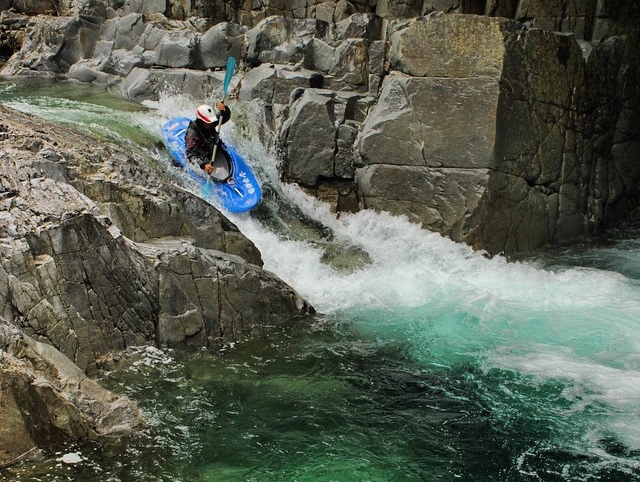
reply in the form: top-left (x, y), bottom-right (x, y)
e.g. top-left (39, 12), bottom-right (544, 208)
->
top-left (196, 104), bottom-right (215, 123)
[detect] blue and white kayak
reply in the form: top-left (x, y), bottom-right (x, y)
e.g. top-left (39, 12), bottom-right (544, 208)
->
top-left (161, 117), bottom-right (261, 213)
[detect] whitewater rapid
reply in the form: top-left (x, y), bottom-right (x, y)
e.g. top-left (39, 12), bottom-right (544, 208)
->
top-left (3, 81), bottom-right (640, 478)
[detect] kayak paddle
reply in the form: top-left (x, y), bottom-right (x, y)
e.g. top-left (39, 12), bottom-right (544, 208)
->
top-left (211, 56), bottom-right (236, 166)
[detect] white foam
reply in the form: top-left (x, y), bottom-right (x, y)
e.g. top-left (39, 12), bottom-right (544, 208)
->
top-left (225, 154), bottom-right (640, 458)
top-left (231, 183), bottom-right (640, 320)
top-left (143, 91), bottom-right (195, 122)
top-left (487, 348), bottom-right (640, 450)
top-left (56, 452), bottom-right (83, 464)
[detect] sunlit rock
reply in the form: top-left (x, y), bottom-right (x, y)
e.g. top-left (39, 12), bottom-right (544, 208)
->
top-left (0, 323), bottom-right (144, 467)
top-left (199, 22), bottom-right (246, 70)
top-left (0, 104), bottom-right (313, 364)
top-left (245, 16), bottom-right (327, 65)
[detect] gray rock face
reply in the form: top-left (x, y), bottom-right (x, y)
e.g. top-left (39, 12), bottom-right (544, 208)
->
top-left (0, 323), bottom-right (144, 467)
top-left (119, 66), bottom-right (228, 102)
top-left (0, 104), bottom-right (313, 463)
top-left (276, 84), bottom-right (366, 191)
top-left (353, 15), bottom-right (508, 243)
top-left (3, 209), bottom-right (157, 371)
top-left (280, 89), bottom-right (338, 184)
top-left (113, 13), bottom-right (146, 51)
top-left (472, 28), bottom-right (640, 252)
top-left (200, 22), bottom-right (246, 69)
top-left (388, 14), bottom-right (512, 78)
top-left (1, 0), bottom-right (639, 256)
top-left (240, 63), bottom-right (321, 105)
top-left (2, 16), bottom-right (100, 75)
top-left (245, 16), bottom-right (327, 66)
top-left (156, 29), bottom-right (199, 68)
top-left (358, 75), bottom-right (499, 169)
top-left (140, 240), bottom-right (309, 346)
top-left (1, 104), bottom-right (313, 363)
top-left (353, 14), bottom-right (640, 252)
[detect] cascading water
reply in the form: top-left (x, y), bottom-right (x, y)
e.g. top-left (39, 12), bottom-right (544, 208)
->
top-left (1, 79), bottom-right (639, 481)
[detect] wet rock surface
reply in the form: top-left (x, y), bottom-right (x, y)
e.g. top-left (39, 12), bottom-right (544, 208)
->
top-left (0, 104), bottom-right (314, 465)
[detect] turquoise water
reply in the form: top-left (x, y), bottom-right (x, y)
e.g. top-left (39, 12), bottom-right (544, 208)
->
top-left (1, 79), bottom-right (640, 481)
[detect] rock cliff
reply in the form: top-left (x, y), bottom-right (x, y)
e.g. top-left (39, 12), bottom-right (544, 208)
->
top-left (1, 1), bottom-right (638, 254)
top-left (0, 104), bottom-right (313, 465)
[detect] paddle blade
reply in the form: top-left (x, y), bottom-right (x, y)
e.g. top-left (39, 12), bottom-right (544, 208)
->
top-left (223, 57), bottom-right (236, 95)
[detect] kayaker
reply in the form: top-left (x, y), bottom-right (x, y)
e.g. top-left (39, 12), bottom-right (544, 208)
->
top-left (185, 102), bottom-right (231, 174)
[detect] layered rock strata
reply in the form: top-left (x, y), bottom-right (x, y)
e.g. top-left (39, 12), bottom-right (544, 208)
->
top-left (0, 104), bottom-right (313, 464)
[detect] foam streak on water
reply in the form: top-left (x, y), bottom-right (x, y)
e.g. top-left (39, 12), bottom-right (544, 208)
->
top-left (229, 173), bottom-right (640, 470)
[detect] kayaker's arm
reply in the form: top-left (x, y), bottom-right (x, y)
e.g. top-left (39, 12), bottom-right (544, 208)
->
top-left (213, 103), bottom-right (231, 128)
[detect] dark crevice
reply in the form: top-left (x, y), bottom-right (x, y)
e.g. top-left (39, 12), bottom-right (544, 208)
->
top-left (461, 0), bottom-right (486, 15)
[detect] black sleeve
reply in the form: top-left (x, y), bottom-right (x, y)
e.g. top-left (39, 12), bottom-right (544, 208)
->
top-left (213, 105), bottom-right (231, 128)
top-left (185, 123), bottom-right (210, 170)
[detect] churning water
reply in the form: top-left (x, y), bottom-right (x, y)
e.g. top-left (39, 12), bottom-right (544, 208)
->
top-left (1, 79), bottom-right (639, 481)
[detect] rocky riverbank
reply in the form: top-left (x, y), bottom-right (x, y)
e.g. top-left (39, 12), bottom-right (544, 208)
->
top-left (0, 104), bottom-right (314, 465)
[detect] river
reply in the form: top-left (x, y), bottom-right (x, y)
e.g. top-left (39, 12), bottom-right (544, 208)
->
top-left (1, 78), bottom-right (639, 481)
